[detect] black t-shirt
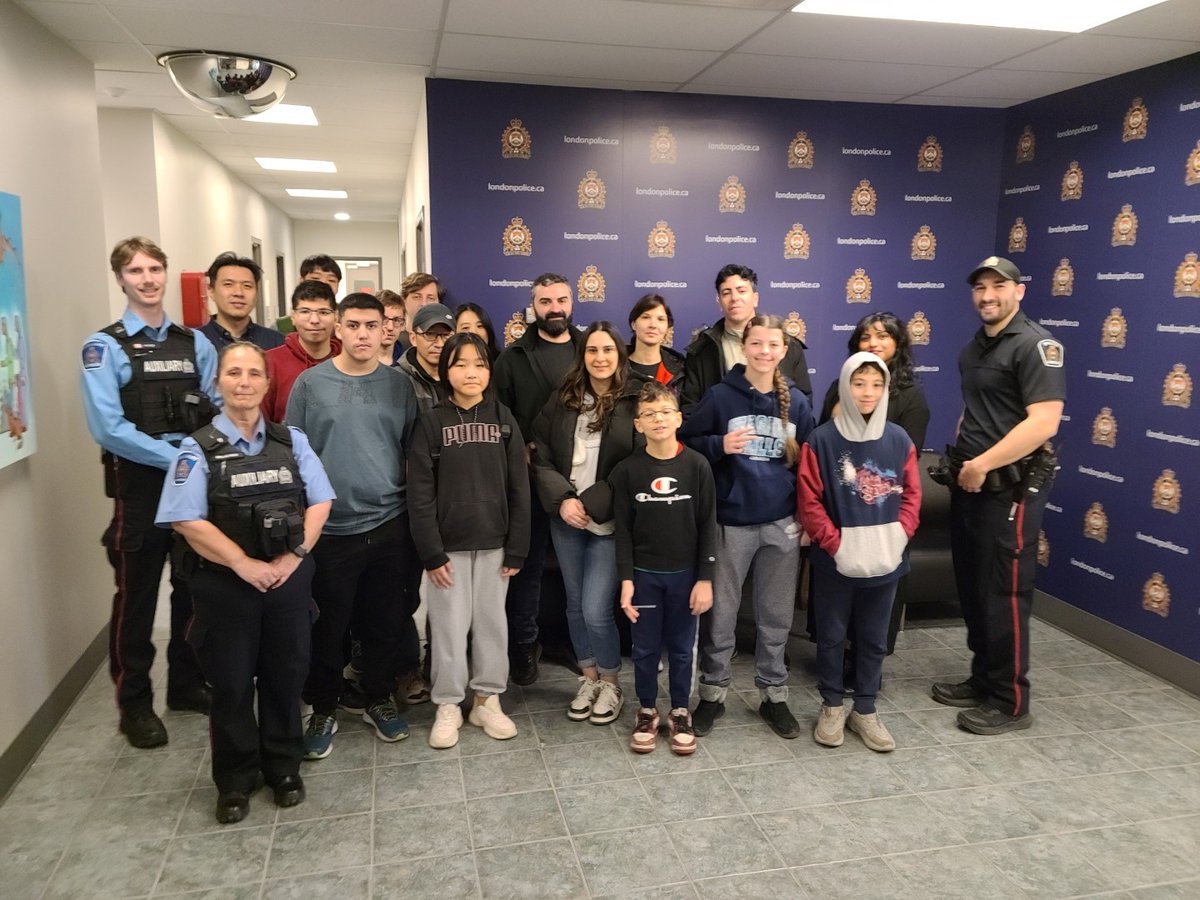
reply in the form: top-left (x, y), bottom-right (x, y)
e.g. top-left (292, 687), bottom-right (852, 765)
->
top-left (609, 446), bottom-right (718, 582)
top-left (538, 337), bottom-right (577, 392)
top-left (955, 310), bottom-right (1066, 458)
top-left (629, 359), bottom-right (660, 380)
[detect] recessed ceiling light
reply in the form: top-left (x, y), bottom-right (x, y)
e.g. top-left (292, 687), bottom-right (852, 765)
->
top-left (334, 212), bottom-right (351, 221)
top-left (256, 157), bottom-right (336, 173)
top-left (791, 0), bottom-right (1167, 32)
top-left (286, 188), bottom-right (348, 199)
top-left (244, 104), bottom-right (319, 126)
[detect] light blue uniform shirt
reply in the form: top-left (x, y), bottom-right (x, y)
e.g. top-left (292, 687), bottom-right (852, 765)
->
top-left (154, 412), bottom-right (335, 526)
top-left (80, 308), bottom-right (220, 471)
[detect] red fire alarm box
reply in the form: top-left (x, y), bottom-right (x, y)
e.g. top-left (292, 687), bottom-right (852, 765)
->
top-left (180, 271), bottom-right (208, 328)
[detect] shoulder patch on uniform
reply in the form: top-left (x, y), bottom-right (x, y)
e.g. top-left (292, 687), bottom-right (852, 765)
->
top-left (81, 340), bottom-right (107, 370)
top-left (172, 452), bottom-right (199, 485)
top-left (1037, 339), bottom-right (1064, 368)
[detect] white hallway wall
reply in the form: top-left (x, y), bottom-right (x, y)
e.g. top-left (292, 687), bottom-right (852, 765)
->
top-left (292, 219), bottom-right (401, 296)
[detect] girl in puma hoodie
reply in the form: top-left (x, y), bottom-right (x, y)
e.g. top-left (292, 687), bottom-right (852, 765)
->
top-left (797, 352), bottom-right (921, 753)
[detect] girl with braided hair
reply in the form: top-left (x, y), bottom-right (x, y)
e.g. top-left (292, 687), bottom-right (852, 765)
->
top-left (680, 315), bottom-right (814, 739)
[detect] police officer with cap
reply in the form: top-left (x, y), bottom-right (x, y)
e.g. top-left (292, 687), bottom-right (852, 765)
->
top-left (80, 236), bottom-right (219, 749)
top-left (931, 256), bottom-right (1065, 735)
top-left (156, 341), bottom-right (334, 824)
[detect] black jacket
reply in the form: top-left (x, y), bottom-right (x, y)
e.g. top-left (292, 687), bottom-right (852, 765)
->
top-left (680, 318), bottom-right (812, 413)
top-left (818, 377), bottom-right (931, 450)
top-left (531, 383), bottom-right (643, 523)
top-left (627, 345), bottom-right (686, 396)
top-left (493, 325), bottom-right (585, 440)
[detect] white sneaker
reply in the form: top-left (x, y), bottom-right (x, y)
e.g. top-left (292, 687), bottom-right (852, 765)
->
top-left (468, 694), bottom-right (517, 740)
top-left (568, 677), bottom-right (602, 721)
top-left (848, 710), bottom-right (896, 752)
top-left (589, 681), bottom-right (624, 725)
top-left (429, 703), bottom-right (463, 749)
top-left (814, 704), bottom-right (847, 747)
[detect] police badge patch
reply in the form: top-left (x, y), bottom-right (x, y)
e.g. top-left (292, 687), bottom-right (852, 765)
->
top-left (1111, 204), bottom-right (1138, 247)
top-left (576, 265), bottom-right (606, 303)
top-left (577, 170), bottom-right (606, 209)
top-left (82, 340), bottom-right (106, 369)
top-left (1152, 469), bottom-right (1181, 514)
top-left (1142, 573), bottom-right (1170, 618)
top-left (647, 221), bottom-right (676, 258)
top-left (846, 268), bottom-right (872, 304)
top-left (1061, 161), bottom-right (1083, 201)
top-left (784, 223), bottom-right (810, 260)
top-left (719, 176), bottom-right (746, 214)
top-left (502, 217), bottom-right (532, 256)
top-left (783, 312), bottom-right (807, 343)
top-left (1162, 363), bottom-right (1192, 408)
top-left (1174, 252), bottom-right (1199, 298)
top-left (850, 179), bottom-right (877, 216)
top-left (911, 225), bottom-right (936, 261)
top-left (1101, 309), bottom-right (1127, 349)
top-left (1016, 125), bottom-right (1035, 163)
top-left (1083, 502), bottom-right (1108, 543)
top-left (1091, 407), bottom-right (1117, 448)
top-left (173, 452), bottom-right (199, 485)
top-left (650, 126), bottom-right (677, 164)
top-left (1188, 141), bottom-right (1200, 187)
top-left (501, 119), bottom-right (532, 160)
top-left (1008, 217), bottom-right (1028, 254)
top-left (917, 135), bottom-right (942, 173)
top-left (1037, 339), bottom-right (1064, 367)
top-left (503, 311), bottom-right (527, 348)
top-left (788, 131), bottom-right (815, 169)
top-left (907, 311), bottom-right (931, 346)
top-left (1123, 98), bottom-right (1149, 142)
top-left (1051, 258), bottom-right (1075, 297)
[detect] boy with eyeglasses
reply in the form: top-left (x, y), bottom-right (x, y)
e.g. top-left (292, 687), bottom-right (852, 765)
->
top-left (610, 381), bottom-right (717, 755)
top-left (262, 281), bottom-right (340, 422)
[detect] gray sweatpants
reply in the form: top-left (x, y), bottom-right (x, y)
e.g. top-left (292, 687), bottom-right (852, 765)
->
top-left (699, 517), bottom-right (800, 703)
top-left (426, 549), bottom-right (510, 705)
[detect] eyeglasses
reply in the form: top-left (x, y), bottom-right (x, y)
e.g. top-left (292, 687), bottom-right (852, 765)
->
top-left (383, 315), bottom-right (405, 327)
top-left (637, 409), bottom-right (680, 422)
top-left (294, 307), bottom-right (334, 319)
top-left (415, 330), bottom-right (451, 344)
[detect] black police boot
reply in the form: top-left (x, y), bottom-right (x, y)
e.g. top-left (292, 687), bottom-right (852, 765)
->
top-left (167, 685), bottom-right (213, 715)
top-left (509, 641), bottom-right (541, 686)
top-left (119, 708), bottom-right (168, 749)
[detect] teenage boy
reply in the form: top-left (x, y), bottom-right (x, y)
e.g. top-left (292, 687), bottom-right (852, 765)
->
top-left (262, 281), bottom-right (340, 423)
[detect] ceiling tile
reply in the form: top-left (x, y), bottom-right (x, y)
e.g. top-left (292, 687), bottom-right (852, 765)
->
top-left (18, 1), bottom-right (130, 42)
top-left (71, 39), bottom-right (162, 72)
top-left (926, 68), bottom-right (1108, 99)
top-left (433, 69), bottom-right (682, 94)
top-left (1088, 0), bottom-right (1200, 40)
top-left (692, 53), bottom-right (975, 95)
top-left (995, 34), bottom-right (1200, 74)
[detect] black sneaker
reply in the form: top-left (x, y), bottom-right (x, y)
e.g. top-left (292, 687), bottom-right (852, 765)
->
top-left (931, 680), bottom-right (987, 708)
top-left (119, 708), bottom-right (168, 749)
top-left (691, 699), bottom-right (725, 736)
top-left (956, 705), bottom-right (1032, 735)
top-left (509, 641), bottom-right (541, 686)
top-left (338, 678), bottom-right (367, 715)
top-left (166, 685), bottom-right (212, 715)
top-left (759, 699), bottom-right (801, 740)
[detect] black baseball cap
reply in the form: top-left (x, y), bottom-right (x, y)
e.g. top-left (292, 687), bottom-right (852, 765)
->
top-left (412, 303), bottom-right (455, 333)
top-left (967, 256), bottom-right (1022, 285)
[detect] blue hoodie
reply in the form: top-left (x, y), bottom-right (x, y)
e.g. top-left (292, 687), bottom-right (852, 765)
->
top-left (680, 363), bottom-right (814, 526)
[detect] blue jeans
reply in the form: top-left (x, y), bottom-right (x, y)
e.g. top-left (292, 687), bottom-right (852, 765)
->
top-left (630, 569), bottom-right (697, 709)
top-left (550, 519), bottom-right (621, 675)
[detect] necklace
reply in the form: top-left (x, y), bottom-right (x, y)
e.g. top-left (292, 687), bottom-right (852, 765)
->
top-left (454, 403), bottom-right (479, 427)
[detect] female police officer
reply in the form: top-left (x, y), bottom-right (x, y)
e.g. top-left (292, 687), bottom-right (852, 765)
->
top-left (156, 341), bottom-right (334, 824)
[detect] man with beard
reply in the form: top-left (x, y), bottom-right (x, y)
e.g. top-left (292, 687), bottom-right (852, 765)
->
top-left (493, 273), bottom-right (584, 684)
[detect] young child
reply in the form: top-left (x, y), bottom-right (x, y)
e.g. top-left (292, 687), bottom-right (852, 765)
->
top-left (797, 351), bottom-right (921, 752)
top-left (679, 315), bottom-right (814, 740)
top-left (612, 381), bottom-right (718, 755)
top-left (407, 332), bottom-right (531, 749)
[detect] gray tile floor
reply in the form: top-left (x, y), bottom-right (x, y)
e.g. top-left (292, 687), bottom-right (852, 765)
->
top-left (4, 619), bottom-right (1200, 899)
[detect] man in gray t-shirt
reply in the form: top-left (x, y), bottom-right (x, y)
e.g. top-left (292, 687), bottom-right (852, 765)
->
top-left (286, 293), bottom-right (418, 759)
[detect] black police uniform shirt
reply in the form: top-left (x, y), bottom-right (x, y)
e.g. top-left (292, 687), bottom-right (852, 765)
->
top-left (956, 310), bottom-right (1065, 459)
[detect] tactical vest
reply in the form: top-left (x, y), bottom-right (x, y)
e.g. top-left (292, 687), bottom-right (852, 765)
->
top-left (102, 320), bottom-right (200, 436)
top-left (195, 420), bottom-right (306, 560)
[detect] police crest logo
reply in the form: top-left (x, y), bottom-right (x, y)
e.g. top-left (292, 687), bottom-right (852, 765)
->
top-left (911, 225), bottom-right (936, 261)
top-left (173, 452), bottom-right (198, 485)
top-left (846, 268), bottom-right (872, 304)
top-left (1188, 141), bottom-right (1200, 187)
top-left (1061, 161), bottom-right (1083, 201)
top-left (501, 119), bottom-right (532, 160)
top-left (719, 175), bottom-right (747, 214)
top-left (503, 311), bottom-right (527, 348)
top-left (502, 217), bottom-right (532, 256)
top-left (783, 311), bottom-right (807, 343)
top-left (577, 170), bottom-right (606, 210)
top-left (1016, 125), bottom-right (1035, 164)
top-left (663, 326), bottom-right (675, 349)
top-left (1051, 258), bottom-right (1075, 297)
top-left (1083, 502), bottom-right (1108, 543)
top-left (783, 223), bottom-right (811, 260)
top-left (1162, 363), bottom-right (1193, 408)
top-left (650, 125), bottom-right (677, 164)
top-left (1152, 469), bottom-right (1181, 514)
top-left (1091, 407), bottom-right (1117, 448)
top-left (1174, 252), bottom-right (1199, 298)
top-left (1037, 339), bottom-right (1064, 367)
top-left (576, 265), bottom-right (606, 303)
top-left (1008, 217), bottom-right (1028, 254)
top-left (788, 131), bottom-right (815, 169)
top-left (1142, 573), bottom-right (1170, 618)
top-left (1037, 530), bottom-right (1050, 567)
top-left (917, 135), bottom-right (942, 173)
top-left (907, 311), bottom-right (931, 346)
top-left (1123, 98), bottom-right (1149, 142)
top-left (850, 179), bottom-right (877, 216)
top-left (81, 340), bottom-right (106, 369)
top-left (1111, 204), bottom-right (1138, 247)
top-left (1101, 308), bottom-right (1127, 349)
top-left (647, 220), bottom-right (676, 258)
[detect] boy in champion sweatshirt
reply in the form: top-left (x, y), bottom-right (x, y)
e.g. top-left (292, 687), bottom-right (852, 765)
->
top-left (797, 352), bottom-right (921, 752)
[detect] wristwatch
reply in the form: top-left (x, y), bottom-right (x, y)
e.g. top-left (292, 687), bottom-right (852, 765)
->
top-left (292, 544), bottom-right (310, 559)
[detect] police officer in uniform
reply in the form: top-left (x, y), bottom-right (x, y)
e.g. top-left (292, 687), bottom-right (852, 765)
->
top-left (931, 257), bottom-right (1065, 735)
top-left (80, 236), bottom-right (219, 749)
top-left (157, 341), bottom-right (334, 824)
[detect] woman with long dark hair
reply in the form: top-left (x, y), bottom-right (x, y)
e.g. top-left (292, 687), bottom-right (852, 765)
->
top-left (454, 302), bottom-right (500, 361)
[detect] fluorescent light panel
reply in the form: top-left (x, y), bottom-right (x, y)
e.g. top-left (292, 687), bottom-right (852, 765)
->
top-left (285, 188), bottom-right (348, 199)
top-left (334, 212), bottom-right (351, 221)
top-left (791, 0), bottom-right (1168, 33)
top-left (256, 157), bottom-right (336, 173)
top-left (244, 104), bottom-right (319, 126)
